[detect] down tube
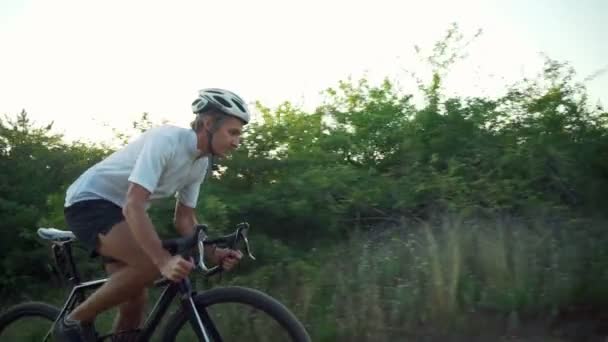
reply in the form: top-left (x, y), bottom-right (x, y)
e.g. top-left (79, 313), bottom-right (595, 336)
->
top-left (184, 294), bottom-right (229, 342)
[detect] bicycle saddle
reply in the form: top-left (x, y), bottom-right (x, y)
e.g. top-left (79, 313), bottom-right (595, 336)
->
top-left (37, 227), bottom-right (76, 241)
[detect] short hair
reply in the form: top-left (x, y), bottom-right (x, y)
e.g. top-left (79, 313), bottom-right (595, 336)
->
top-left (190, 108), bottom-right (227, 132)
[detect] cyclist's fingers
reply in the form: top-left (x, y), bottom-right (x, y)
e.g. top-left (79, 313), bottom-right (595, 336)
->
top-left (170, 269), bottom-right (188, 282)
top-left (221, 250), bottom-right (241, 263)
top-left (228, 250), bottom-right (243, 260)
top-left (224, 255), bottom-right (239, 264)
top-left (222, 257), bottom-right (239, 270)
top-left (174, 263), bottom-right (192, 276)
top-left (177, 257), bottom-right (195, 270)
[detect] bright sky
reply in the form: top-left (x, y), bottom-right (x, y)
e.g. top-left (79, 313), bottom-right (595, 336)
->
top-left (1, 0), bottom-right (606, 143)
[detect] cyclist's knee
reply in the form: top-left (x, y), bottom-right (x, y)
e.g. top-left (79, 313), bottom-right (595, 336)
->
top-left (105, 260), bottom-right (127, 274)
top-left (97, 222), bottom-right (157, 271)
top-left (105, 256), bottom-right (158, 287)
top-left (131, 258), bottom-right (160, 284)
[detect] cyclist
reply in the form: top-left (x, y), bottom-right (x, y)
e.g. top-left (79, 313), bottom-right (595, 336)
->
top-left (54, 88), bottom-right (249, 341)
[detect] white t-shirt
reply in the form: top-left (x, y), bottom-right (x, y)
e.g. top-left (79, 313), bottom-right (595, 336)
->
top-left (65, 125), bottom-right (209, 209)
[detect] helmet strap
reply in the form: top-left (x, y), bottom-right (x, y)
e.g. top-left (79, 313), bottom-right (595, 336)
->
top-left (206, 130), bottom-right (217, 155)
top-left (205, 115), bottom-right (226, 157)
top-left (204, 117), bottom-right (225, 183)
top-left (205, 152), bottom-right (215, 183)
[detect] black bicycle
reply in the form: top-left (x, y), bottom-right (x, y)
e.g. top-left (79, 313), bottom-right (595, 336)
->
top-left (0, 223), bottom-right (311, 341)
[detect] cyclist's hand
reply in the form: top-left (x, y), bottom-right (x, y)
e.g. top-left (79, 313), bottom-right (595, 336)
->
top-left (159, 255), bottom-right (194, 282)
top-left (214, 248), bottom-right (243, 271)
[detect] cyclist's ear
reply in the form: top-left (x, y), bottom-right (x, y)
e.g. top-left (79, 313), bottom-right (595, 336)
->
top-left (200, 115), bottom-right (212, 131)
top-left (201, 112), bottom-right (222, 131)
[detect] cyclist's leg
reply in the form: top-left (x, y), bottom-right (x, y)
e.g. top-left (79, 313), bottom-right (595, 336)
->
top-left (104, 261), bottom-right (148, 333)
top-left (69, 221), bottom-right (160, 323)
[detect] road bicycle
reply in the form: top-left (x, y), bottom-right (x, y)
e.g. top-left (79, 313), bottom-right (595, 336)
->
top-left (0, 222), bottom-right (311, 341)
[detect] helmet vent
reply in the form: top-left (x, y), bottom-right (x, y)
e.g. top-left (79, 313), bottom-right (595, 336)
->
top-left (232, 99), bottom-right (246, 113)
top-left (213, 95), bottom-right (232, 108)
top-left (194, 88), bottom-right (250, 124)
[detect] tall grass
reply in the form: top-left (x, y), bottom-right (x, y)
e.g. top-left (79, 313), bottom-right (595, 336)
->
top-left (8, 214), bottom-right (606, 341)
top-left (225, 214), bottom-right (608, 341)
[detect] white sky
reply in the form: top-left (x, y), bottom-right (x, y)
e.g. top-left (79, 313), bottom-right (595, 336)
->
top-left (1, 0), bottom-right (606, 143)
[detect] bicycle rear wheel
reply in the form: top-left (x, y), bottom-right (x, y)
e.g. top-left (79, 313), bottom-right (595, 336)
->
top-left (0, 302), bottom-right (60, 341)
top-left (162, 286), bottom-right (311, 342)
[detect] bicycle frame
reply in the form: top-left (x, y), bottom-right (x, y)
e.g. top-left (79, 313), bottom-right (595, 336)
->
top-left (45, 241), bottom-right (216, 342)
top-left (42, 223), bottom-right (254, 341)
top-left (45, 274), bottom-right (217, 341)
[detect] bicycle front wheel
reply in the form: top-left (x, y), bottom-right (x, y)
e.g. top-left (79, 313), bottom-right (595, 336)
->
top-left (0, 301), bottom-right (60, 341)
top-left (162, 286), bottom-right (311, 342)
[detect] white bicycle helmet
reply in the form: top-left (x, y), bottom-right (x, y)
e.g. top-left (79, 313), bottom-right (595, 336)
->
top-left (192, 88), bottom-right (250, 124)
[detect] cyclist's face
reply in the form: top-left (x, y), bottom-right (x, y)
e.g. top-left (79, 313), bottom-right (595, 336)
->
top-left (212, 117), bottom-right (243, 157)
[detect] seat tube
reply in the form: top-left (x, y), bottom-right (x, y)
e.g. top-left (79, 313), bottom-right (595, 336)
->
top-left (64, 242), bottom-right (81, 285)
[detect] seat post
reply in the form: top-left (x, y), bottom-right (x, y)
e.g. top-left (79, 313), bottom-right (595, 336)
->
top-left (52, 241), bottom-right (81, 287)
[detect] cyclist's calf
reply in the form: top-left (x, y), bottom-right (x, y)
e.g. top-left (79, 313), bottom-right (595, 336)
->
top-left (114, 289), bottom-right (147, 333)
top-left (105, 262), bottom-right (149, 332)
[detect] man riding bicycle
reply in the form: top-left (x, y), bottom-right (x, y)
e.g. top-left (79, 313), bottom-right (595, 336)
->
top-left (54, 88), bottom-right (249, 342)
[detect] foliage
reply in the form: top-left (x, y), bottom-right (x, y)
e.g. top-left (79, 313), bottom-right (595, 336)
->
top-left (1, 24), bottom-right (607, 339)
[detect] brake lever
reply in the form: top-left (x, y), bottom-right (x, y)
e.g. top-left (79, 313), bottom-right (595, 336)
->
top-left (236, 222), bottom-right (256, 260)
top-left (195, 224), bottom-right (210, 272)
top-left (196, 222), bottom-right (256, 277)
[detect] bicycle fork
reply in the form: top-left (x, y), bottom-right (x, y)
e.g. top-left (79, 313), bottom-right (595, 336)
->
top-left (179, 279), bottom-right (221, 342)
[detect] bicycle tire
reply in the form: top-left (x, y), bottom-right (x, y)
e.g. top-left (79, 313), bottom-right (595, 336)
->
top-left (0, 301), bottom-right (60, 341)
top-left (162, 286), bottom-right (311, 342)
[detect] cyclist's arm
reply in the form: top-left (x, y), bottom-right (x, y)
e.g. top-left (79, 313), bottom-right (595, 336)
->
top-left (174, 201), bottom-right (198, 237)
top-left (173, 201), bottom-right (219, 262)
top-left (124, 183), bottom-right (172, 268)
top-left (124, 129), bottom-right (175, 268)
top-left (174, 161), bottom-right (205, 236)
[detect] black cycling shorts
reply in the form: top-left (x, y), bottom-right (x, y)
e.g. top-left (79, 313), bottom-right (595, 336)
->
top-left (64, 199), bottom-right (125, 261)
